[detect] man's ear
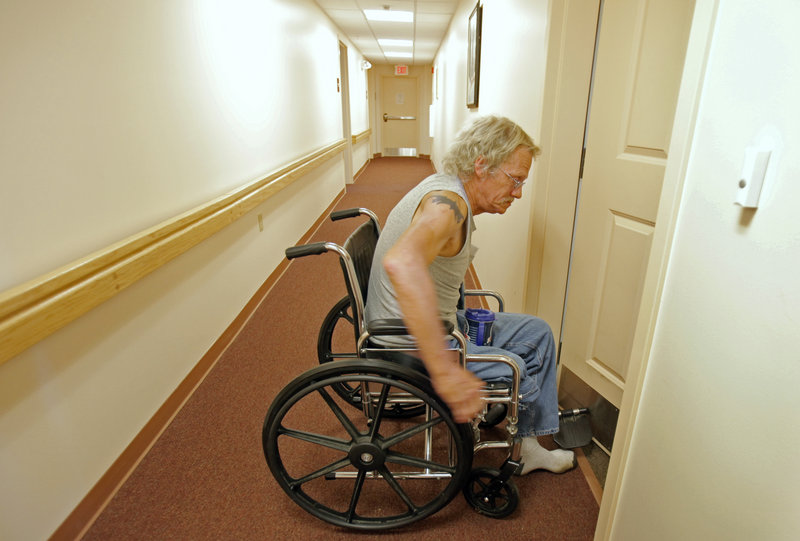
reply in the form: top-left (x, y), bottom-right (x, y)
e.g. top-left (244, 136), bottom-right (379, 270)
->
top-left (473, 155), bottom-right (488, 178)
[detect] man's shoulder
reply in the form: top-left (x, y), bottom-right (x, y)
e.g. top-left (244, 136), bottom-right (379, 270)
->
top-left (416, 174), bottom-right (466, 202)
top-left (419, 191), bottom-right (467, 224)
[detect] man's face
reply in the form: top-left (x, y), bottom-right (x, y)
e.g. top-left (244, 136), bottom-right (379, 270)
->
top-left (478, 146), bottom-right (533, 214)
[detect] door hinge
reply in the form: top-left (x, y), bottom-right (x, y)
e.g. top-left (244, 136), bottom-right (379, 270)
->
top-left (578, 147), bottom-right (587, 179)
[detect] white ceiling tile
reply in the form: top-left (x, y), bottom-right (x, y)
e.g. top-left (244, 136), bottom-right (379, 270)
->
top-left (416, 12), bottom-right (453, 25)
top-left (317, 0), bottom-right (457, 65)
top-left (314, 0), bottom-right (360, 9)
top-left (416, 1), bottom-right (459, 15)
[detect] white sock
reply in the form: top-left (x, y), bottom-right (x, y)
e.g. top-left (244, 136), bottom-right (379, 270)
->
top-left (517, 436), bottom-right (576, 475)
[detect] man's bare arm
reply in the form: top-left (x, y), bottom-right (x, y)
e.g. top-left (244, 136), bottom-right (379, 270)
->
top-left (381, 191), bottom-right (483, 422)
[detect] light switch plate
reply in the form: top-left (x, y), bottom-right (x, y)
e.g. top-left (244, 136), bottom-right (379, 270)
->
top-left (736, 147), bottom-right (771, 208)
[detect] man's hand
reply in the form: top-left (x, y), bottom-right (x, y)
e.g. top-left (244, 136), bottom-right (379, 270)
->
top-left (429, 363), bottom-right (485, 423)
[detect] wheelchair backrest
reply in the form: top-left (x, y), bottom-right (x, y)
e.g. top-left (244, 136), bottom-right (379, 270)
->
top-left (340, 220), bottom-right (378, 307)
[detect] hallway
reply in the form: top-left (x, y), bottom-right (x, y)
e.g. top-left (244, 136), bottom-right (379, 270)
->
top-left (80, 157), bottom-right (599, 540)
top-left (4, 2), bottom-right (800, 539)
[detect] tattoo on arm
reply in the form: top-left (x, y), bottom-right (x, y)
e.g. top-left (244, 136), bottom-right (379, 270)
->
top-left (429, 195), bottom-right (465, 223)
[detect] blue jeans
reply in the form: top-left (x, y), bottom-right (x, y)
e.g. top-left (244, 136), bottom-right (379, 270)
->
top-left (456, 311), bottom-right (559, 438)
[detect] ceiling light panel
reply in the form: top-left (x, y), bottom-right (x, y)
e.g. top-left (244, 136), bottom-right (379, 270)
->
top-left (378, 38), bottom-right (413, 47)
top-left (363, 9), bottom-right (413, 22)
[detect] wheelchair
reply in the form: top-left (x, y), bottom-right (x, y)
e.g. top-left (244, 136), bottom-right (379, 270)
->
top-left (262, 208), bottom-right (525, 530)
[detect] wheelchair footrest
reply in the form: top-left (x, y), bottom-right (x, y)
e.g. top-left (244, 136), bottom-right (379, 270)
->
top-left (497, 458), bottom-right (522, 482)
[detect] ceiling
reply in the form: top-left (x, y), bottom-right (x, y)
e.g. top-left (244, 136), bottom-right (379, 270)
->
top-left (314, 0), bottom-right (460, 65)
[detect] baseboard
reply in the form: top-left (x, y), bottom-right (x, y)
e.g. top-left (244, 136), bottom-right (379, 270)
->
top-left (49, 189), bottom-right (346, 541)
top-left (353, 159), bottom-right (371, 182)
top-left (575, 446), bottom-right (604, 505)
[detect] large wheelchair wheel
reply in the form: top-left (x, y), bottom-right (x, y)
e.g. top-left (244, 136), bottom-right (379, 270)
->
top-left (263, 359), bottom-right (474, 530)
top-left (317, 296), bottom-right (425, 418)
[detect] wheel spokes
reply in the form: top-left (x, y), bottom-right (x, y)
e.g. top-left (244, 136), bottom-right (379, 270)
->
top-left (368, 383), bottom-right (390, 438)
top-left (381, 415), bottom-right (444, 448)
top-left (266, 365), bottom-right (473, 529)
top-left (317, 386), bottom-right (361, 440)
top-left (337, 307), bottom-right (354, 325)
top-left (277, 426), bottom-right (350, 452)
top-left (288, 457), bottom-right (351, 489)
top-left (377, 465), bottom-right (418, 514)
top-left (345, 470), bottom-right (367, 522)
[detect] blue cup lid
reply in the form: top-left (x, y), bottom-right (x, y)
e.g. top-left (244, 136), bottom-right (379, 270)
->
top-left (465, 308), bottom-right (495, 322)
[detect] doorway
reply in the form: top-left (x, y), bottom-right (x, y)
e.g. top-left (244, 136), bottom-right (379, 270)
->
top-left (380, 75), bottom-right (419, 157)
top-left (559, 0), bottom-right (695, 414)
top-left (529, 0), bottom-right (713, 536)
top-left (527, 0), bottom-right (695, 489)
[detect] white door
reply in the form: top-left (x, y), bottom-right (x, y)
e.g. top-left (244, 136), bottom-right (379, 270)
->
top-left (381, 75), bottom-right (418, 156)
top-left (559, 0), bottom-right (695, 408)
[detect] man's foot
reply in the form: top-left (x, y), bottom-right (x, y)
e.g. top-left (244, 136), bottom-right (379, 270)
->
top-left (517, 436), bottom-right (577, 475)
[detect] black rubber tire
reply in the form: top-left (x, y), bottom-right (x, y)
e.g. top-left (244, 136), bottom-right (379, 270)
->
top-left (317, 296), bottom-right (425, 418)
top-left (463, 467), bottom-right (520, 518)
top-left (263, 359), bottom-right (474, 530)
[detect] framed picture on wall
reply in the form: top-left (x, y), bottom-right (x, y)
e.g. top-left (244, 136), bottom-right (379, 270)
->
top-left (466, 2), bottom-right (482, 108)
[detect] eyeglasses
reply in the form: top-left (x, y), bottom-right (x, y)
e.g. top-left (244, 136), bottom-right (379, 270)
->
top-left (497, 167), bottom-right (526, 190)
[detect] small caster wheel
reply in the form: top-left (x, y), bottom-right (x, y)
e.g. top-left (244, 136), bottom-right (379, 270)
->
top-left (463, 467), bottom-right (519, 518)
top-left (478, 403), bottom-right (507, 428)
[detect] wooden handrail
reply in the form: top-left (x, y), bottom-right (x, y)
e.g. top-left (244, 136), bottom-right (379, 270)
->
top-left (351, 129), bottom-right (371, 145)
top-left (0, 139), bottom-right (346, 365)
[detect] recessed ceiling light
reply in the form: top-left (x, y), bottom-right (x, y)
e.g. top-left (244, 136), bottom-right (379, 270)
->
top-left (384, 51), bottom-right (413, 58)
top-left (378, 39), bottom-right (413, 47)
top-left (364, 9), bottom-right (413, 23)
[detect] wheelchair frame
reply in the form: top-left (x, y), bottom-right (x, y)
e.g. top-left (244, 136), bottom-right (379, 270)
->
top-left (262, 207), bottom-right (526, 529)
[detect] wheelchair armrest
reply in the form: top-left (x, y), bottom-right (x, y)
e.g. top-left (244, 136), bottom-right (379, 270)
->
top-left (367, 318), bottom-right (455, 336)
top-left (463, 289), bottom-right (505, 312)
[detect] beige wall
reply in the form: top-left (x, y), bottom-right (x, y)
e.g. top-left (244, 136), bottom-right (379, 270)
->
top-left (609, 0), bottom-right (800, 538)
top-left (431, 0), bottom-right (550, 312)
top-left (0, 1), bottom-right (366, 539)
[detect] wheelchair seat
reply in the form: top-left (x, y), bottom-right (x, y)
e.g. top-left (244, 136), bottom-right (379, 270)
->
top-left (262, 208), bottom-right (524, 530)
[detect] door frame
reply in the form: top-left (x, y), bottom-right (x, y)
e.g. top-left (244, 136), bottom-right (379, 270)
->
top-left (379, 74), bottom-right (420, 156)
top-left (338, 41), bottom-right (354, 183)
top-left (526, 1), bottom-right (718, 537)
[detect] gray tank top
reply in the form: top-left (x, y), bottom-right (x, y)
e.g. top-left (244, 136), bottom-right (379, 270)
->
top-left (364, 173), bottom-right (476, 346)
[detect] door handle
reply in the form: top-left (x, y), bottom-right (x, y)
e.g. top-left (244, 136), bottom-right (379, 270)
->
top-left (383, 113), bottom-right (417, 122)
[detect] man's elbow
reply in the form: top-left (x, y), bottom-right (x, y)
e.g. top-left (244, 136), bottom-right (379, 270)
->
top-left (382, 248), bottom-right (404, 282)
top-left (383, 245), bottom-right (418, 284)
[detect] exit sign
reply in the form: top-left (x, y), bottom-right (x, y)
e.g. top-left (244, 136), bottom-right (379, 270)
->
top-left (394, 65), bottom-right (409, 76)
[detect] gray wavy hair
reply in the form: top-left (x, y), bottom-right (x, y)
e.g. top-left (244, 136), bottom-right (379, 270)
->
top-left (441, 115), bottom-right (541, 179)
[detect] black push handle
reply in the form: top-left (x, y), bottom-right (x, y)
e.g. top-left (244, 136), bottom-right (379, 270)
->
top-left (285, 242), bottom-right (328, 260)
top-left (330, 208), bottom-right (363, 221)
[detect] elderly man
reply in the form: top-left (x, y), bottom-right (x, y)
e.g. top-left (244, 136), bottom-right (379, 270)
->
top-left (365, 115), bottom-right (575, 475)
